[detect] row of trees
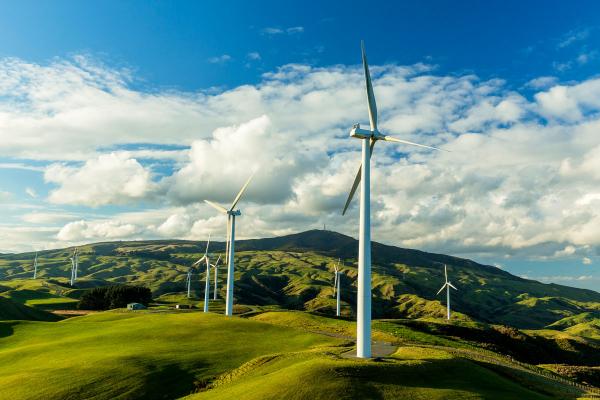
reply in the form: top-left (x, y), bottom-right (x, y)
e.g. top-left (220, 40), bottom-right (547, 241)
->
top-left (78, 285), bottom-right (152, 310)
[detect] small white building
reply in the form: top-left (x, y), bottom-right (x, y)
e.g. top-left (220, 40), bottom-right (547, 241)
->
top-left (127, 303), bottom-right (146, 310)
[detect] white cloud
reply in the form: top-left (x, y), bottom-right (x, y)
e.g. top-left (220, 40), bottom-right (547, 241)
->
top-left (1, 55), bottom-right (600, 262)
top-left (558, 28), bottom-right (591, 48)
top-left (0, 190), bottom-right (12, 202)
top-left (247, 52), bottom-right (261, 61)
top-left (22, 211), bottom-right (79, 224)
top-left (44, 152), bottom-right (156, 207)
top-left (208, 55), bottom-right (232, 64)
top-left (525, 76), bottom-right (557, 89)
top-left (261, 26), bottom-right (304, 35)
top-left (25, 187), bottom-right (37, 198)
top-left (582, 257), bottom-right (592, 265)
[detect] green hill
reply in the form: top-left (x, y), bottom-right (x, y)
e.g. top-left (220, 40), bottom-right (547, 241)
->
top-left (0, 297), bottom-right (60, 322)
top-left (0, 310), bottom-right (592, 400)
top-left (0, 230), bottom-right (598, 335)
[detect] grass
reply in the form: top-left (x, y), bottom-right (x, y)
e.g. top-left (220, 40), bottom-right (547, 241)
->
top-left (0, 311), bottom-right (340, 399)
top-left (188, 351), bottom-right (555, 400)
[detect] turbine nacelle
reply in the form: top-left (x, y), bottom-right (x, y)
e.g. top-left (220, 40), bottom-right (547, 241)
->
top-left (350, 124), bottom-right (376, 139)
top-left (227, 210), bottom-right (241, 216)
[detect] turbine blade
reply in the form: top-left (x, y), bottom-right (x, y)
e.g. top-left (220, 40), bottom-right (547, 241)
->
top-left (215, 255), bottom-right (221, 266)
top-left (449, 282), bottom-right (458, 290)
top-left (342, 139), bottom-right (376, 216)
top-left (192, 255), bottom-right (206, 266)
top-left (205, 234), bottom-right (211, 255)
top-left (444, 264), bottom-right (448, 282)
top-left (380, 135), bottom-right (447, 152)
top-left (230, 170), bottom-right (257, 211)
top-left (204, 200), bottom-right (228, 214)
top-left (436, 284), bottom-right (447, 296)
top-left (361, 40), bottom-right (377, 132)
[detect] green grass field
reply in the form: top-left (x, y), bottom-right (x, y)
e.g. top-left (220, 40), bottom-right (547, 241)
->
top-left (1, 309), bottom-right (594, 399)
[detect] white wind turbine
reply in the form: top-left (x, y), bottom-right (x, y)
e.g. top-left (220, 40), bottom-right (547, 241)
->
top-left (436, 264), bottom-right (458, 320)
top-left (193, 236), bottom-right (211, 312)
top-left (33, 252), bottom-right (38, 279)
top-left (69, 248), bottom-right (79, 286)
top-left (185, 268), bottom-right (193, 298)
top-left (205, 172), bottom-right (256, 316)
top-left (342, 41), bottom-right (445, 358)
top-left (212, 255), bottom-right (221, 300)
top-left (333, 259), bottom-right (341, 317)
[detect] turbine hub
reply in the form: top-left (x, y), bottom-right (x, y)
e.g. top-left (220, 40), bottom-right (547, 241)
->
top-left (350, 124), bottom-right (374, 139)
top-left (227, 210), bottom-right (241, 216)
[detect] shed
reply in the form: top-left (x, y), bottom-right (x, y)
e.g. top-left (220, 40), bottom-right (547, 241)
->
top-left (127, 303), bottom-right (146, 310)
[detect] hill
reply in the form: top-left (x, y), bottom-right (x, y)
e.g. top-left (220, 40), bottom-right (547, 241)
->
top-left (0, 297), bottom-right (60, 322)
top-left (0, 310), bottom-right (593, 399)
top-left (0, 230), bottom-right (598, 334)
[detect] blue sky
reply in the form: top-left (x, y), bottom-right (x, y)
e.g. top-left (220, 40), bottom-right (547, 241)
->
top-left (0, 0), bottom-right (599, 291)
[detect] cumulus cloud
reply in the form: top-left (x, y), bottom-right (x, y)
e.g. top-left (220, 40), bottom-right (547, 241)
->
top-left (45, 152), bottom-right (156, 207)
top-left (208, 54), bottom-right (232, 64)
top-left (1, 54), bottom-right (600, 264)
top-left (582, 257), bottom-right (592, 265)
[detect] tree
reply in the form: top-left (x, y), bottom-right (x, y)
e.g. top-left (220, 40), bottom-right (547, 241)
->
top-left (78, 285), bottom-right (152, 310)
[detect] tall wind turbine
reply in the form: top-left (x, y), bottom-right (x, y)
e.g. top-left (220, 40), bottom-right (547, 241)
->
top-left (333, 259), bottom-right (341, 317)
top-left (185, 268), bottom-right (193, 298)
top-left (436, 264), bottom-right (458, 320)
top-left (69, 248), bottom-right (78, 286)
top-left (33, 252), bottom-right (38, 279)
top-left (205, 171), bottom-right (256, 316)
top-left (212, 255), bottom-right (221, 300)
top-left (193, 236), bottom-right (211, 313)
top-left (342, 41), bottom-right (444, 358)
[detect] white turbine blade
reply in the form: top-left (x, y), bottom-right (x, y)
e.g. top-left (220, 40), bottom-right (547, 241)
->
top-left (448, 282), bottom-right (458, 291)
top-left (361, 40), bottom-right (377, 132)
top-left (342, 139), bottom-right (376, 216)
top-left (230, 170), bottom-right (257, 211)
top-left (444, 264), bottom-right (448, 282)
top-left (214, 255), bottom-right (221, 267)
top-left (436, 283), bottom-right (447, 296)
top-left (192, 255), bottom-right (206, 266)
top-left (204, 200), bottom-right (228, 214)
top-left (204, 234), bottom-right (211, 255)
top-left (380, 135), bottom-right (447, 152)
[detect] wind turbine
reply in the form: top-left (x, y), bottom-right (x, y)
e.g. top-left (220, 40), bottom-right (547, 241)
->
top-left (212, 255), bottom-right (221, 300)
top-left (205, 171), bottom-right (256, 316)
top-left (69, 248), bottom-right (78, 286)
top-left (436, 264), bottom-right (458, 320)
top-left (33, 252), bottom-right (38, 279)
top-left (185, 268), bottom-right (193, 298)
top-left (193, 236), bottom-right (211, 312)
top-left (333, 259), bottom-right (341, 317)
top-left (341, 41), bottom-right (445, 358)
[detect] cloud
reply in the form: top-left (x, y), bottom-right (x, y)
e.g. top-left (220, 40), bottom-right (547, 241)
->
top-left (44, 152), bottom-right (156, 207)
top-left (208, 54), bottom-right (232, 64)
top-left (2, 54), bottom-right (600, 263)
top-left (261, 26), bottom-right (304, 35)
top-left (525, 76), bottom-right (557, 89)
top-left (25, 187), bottom-right (37, 198)
top-left (0, 190), bottom-right (12, 202)
top-left (583, 257), bottom-right (592, 265)
top-left (247, 52), bottom-right (261, 60)
top-left (558, 28), bottom-right (591, 48)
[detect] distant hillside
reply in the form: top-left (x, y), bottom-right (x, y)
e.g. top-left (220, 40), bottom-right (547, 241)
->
top-left (0, 230), bottom-right (598, 333)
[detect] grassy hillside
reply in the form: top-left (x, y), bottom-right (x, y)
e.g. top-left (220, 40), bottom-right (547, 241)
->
top-left (0, 230), bottom-right (598, 334)
top-left (0, 297), bottom-right (60, 322)
top-left (0, 310), bottom-right (590, 400)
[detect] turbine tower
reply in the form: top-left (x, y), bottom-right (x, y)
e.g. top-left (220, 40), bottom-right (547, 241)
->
top-left (205, 171), bottom-right (256, 316)
top-left (33, 252), bottom-right (38, 279)
top-left (185, 268), bottom-right (193, 298)
top-left (333, 259), bottom-right (341, 317)
top-left (212, 255), bottom-right (221, 300)
top-left (193, 236), bottom-right (211, 312)
top-left (69, 248), bottom-right (78, 286)
top-left (436, 264), bottom-right (458, 320)
top-left (342, 41), bottom-right (444, 358)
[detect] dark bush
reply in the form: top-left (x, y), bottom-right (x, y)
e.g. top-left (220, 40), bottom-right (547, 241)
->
top-left (78, 285), bottom-right (152, 310)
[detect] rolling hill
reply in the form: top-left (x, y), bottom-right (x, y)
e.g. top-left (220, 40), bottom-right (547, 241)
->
top-left (1, 230), bottom-right (598, 332)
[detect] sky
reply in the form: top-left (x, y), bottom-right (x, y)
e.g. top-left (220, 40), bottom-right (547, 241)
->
top-left (0, 0), bottom-right (599, 291)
